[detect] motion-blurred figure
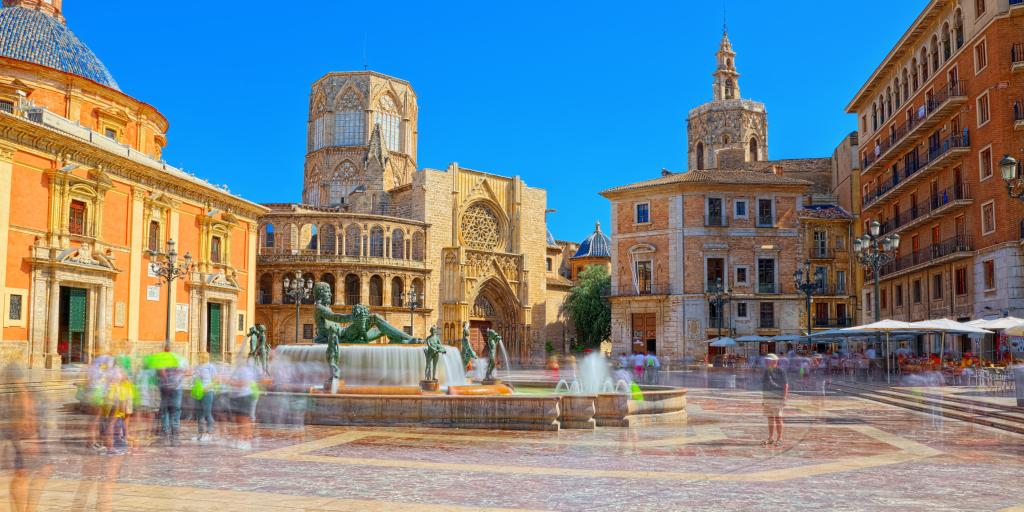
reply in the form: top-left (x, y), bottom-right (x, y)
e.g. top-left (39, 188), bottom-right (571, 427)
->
top-left (2, 366), bottom-right (53, 512)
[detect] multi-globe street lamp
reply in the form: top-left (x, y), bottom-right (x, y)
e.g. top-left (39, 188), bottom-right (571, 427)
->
top-left (853, 220), bottom-right (901, 321)
top-left (794, 260), bottom-right (824, 336)
top-left (148, 239), bottom-right (193, 351)
top-left (707, 277), bottom-right (731, 340)
top-left (283, 271), bottom-right (313, 344)
top-left (402, 290), bottom-right (425, 338)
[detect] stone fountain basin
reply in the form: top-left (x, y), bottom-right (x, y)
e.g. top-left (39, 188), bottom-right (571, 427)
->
top-left (256, 383), bottom-right (686, 431)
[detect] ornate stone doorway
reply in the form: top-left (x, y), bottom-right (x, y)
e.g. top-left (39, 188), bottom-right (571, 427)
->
top-left (469, 278), bottom-right (521, 360)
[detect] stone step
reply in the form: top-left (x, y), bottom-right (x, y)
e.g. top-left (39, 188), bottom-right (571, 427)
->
top-left (835, 381), bottom-right (1024, 422)
top-left (829, 382), bottom-right (1024, 436)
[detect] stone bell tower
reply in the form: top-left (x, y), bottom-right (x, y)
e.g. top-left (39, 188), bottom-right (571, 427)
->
top-left (686, 28), bottom-right (768, 170)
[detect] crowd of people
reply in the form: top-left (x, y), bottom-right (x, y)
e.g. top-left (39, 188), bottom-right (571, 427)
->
top-left (617, 352), bottom-right (661, 383)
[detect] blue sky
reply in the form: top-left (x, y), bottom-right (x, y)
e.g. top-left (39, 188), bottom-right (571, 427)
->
top-left (67, 1), bottom-right (924, 242)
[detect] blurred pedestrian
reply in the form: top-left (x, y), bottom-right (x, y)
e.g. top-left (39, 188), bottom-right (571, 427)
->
top-left (150, 349), bottom-right (186, 445)
top-left (229, 361), bottom-right (259, 450)
top-left (761, 353), bottom-right (789, 447)
top-left (102, 366), bottom-right (133, 455)
top-left (2, 367), bottom-right (53, 512)
top-left (191, 354), bottom-right (217, 441)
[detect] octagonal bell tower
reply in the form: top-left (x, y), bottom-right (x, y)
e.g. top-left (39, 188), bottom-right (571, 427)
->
top-left (302, 71), bottom-right (418, 213)
top-left (686, 29), bottom-right (768, 170)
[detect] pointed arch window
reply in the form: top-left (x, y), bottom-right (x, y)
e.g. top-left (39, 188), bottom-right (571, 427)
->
top-left (725, 79), bottom-right (735, 100)
top-left (334, 91), bottom-right (365, 146)
top-left (374, 95), bottom-right (401, 151)
top-left (954, 10), bottom-right (964, 49)
top-left (369, 226), bottom-right (385, 258)
top-left (696, 142), bottom-right (705, 170)
top-left (749, 138), bottom-right (759, 162)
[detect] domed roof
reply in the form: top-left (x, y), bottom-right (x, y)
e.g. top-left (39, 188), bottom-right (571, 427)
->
top-left (0, 6), bottom-right (120, 90)
top-left (546, 229), bottom-right (557, 248)
top-left (572, 221), bottom-right (610, 259)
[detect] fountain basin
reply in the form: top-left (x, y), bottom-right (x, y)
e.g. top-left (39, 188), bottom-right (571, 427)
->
top-left (273, 343), bottom-right (468, 389)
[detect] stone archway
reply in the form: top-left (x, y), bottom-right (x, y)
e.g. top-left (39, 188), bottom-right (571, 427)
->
top-left (468, 278), bottom-right (521, 361)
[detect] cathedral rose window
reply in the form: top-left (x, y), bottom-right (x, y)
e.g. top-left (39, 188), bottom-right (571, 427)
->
top-left (461, 203), bottom-right (501, 250)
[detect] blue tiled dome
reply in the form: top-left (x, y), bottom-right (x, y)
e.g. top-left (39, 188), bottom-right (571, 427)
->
top-left (546, 229), bottom-right (557, 247)
top-left (573, 221), bottom-right (610, 259)
top-left (0, 6), bottom-right (119, 90)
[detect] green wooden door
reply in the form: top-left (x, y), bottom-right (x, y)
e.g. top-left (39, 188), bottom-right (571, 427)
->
top-left (207, 303), bottom-right (222, 357)
top-left (67, 288), bottom-right (87, 363)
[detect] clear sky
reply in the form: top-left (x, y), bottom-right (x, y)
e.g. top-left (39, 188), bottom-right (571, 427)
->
top-left (65, 1), bottom-right (925, 242)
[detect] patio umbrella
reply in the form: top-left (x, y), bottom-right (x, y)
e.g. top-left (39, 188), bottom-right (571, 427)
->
top-left (736, 335), bottom-right (771, 342)
top-left (909, 319), bottom-right (992, 361)
top-left (771, 334), bottom-right (802, 342)
top-left (966, 316), bottom-right (1024, 330)
top-left (708, 336), bottom-right (737, 347)
top-left (843, 320), bottom-right (916, 383)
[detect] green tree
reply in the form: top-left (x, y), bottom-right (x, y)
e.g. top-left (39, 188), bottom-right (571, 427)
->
top-left (562, 265), bottom-right (611, 349)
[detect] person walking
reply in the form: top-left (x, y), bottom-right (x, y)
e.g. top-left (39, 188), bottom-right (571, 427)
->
top-left (151, 350), bottom-right (186, 445)
top-left (644, 353), bottom-right (660, 384)
top-left (229, 360), bottom-right (260, 450)
top-left (761, 353), bottom-right (789, 447)
top-left (191, 354), bottom-right (217, 442)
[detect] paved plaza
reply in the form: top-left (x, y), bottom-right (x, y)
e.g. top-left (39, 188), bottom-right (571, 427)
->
top-left (3, 384), bottom-right (1023, 512)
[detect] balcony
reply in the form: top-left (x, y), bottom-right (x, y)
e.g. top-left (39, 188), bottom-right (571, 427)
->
top-left (928, 183), bottom-right (973, 218)
top-left (1013, 43), bottom-right (1024, 72)
top-left (862, 80), bottom-right (968, 172)
top-left (612, 284), bottom-right (670, 298)
top-left (873, 234), bottom-right (973, 281)
top-left (812, 283), bottom-right (849, 296)
top-left (862, 129), bottom-right (970, 209)
top-left (757, 282), bottom-right (777, 294)
top-left (814, 317), bottom-right (854, 328)
top-left (1015, 100), bottom-right (1024, 131)
top-left (809, 247), bottom-right (834, 259)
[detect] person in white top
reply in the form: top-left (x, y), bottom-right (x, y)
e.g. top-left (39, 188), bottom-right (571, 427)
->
top-left (191, 355), bottom-right (218, 441)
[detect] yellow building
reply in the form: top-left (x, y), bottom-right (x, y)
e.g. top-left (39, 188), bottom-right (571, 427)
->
top-left (0, 0), bottom-right (266, 366)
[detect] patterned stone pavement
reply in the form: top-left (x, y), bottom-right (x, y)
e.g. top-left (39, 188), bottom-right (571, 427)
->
top-left (2, 388), bottom-right (1023, 511)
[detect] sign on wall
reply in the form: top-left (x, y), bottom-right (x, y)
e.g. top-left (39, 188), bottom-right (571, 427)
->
top-left (175, 304), bottom-right (189, 332)
top-left (146, 285), bottom-right (160, 301)
top-left (114, 302), bottom-right (126, 327)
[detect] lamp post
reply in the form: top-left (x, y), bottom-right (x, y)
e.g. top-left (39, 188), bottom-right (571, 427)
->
top-left (148, 239), bottom-right (193, 352)
top-left (402, 289), bottom-right (425, 338)
top-left (707, 277), bottom-right (731, 340)
top-left (794, 260), bottom-right (824, 336)
top-left (283, 271), bottom-right (313, 344)
top-left (1001, 154), bottom-right (1023, 200)
top-left (853, 220), bottom-right (901, 321)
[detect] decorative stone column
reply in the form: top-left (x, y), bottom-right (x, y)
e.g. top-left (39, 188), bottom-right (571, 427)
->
top-left (271, 272), bottom-right (283, 304)
top-left (360, 273), bottom-right (369, 305)
top-left (96, 285), bottom-right (108, 355)
top-left (227, 300), bottom-right (238, 362)
top-left (45, 275), bottom-right (61, 368)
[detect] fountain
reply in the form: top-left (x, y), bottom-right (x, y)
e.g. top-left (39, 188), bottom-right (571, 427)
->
top-left (252, 282), bottom-right (688, 431)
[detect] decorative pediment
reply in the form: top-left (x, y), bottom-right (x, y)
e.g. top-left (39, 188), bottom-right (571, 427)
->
top-left (95, 107), bottom-right (130, 126)
top-left (57, 243), bottom-right (116, 270)
top-left (466, 178), bottom-right (502, 208)
top-left (207, 271), bottom-right (239, 289)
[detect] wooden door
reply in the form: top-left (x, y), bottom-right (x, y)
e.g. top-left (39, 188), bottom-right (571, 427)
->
top-left (207, 303), bottom-right (222, 357)
top-left (631, 313), bottom-right (656, 354)
top-left (469, 320), bottom-right (491, 356)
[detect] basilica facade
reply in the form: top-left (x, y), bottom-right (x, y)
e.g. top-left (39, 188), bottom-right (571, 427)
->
top-left (254, 72), bottom-right (569, 361)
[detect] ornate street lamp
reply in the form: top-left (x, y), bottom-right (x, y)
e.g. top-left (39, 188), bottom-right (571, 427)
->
top-left (148, 239), bottom-right (193, 351)
top-left (402, 290), bottom-right (425, 338)
top-left (794, 260), bottom-right (825, 336)
top-left (1000, 154), bottom-right (1023, 200)
top-left (853, 220), bottom-right (901, 321)
top-left (283, 271), bottom-right (313, 344)
top-left (707, 277), bottom-right (731, 340)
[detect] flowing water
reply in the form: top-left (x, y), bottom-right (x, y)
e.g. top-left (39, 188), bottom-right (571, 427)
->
top-left (554, 353), bottom-right (619, 394)
top-left (273, 344), bottom-right (468, 388)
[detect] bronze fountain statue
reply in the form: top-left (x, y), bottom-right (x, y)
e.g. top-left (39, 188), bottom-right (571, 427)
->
top-left (246, 324), bottom-right (269, 376)
top-left (460, 321), bottom-right (477, 369)
top-left (311, 282), bottom-right (419, 382)
top-left (421, 326), bottom-right (446, 391)
top-left (483, 328), bottom-right (502, 384)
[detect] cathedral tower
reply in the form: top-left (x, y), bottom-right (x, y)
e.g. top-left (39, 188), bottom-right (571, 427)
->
top-left (302, 71), bottom-right (418, 213)
top-left (687, 29), bottom-right (768, 170)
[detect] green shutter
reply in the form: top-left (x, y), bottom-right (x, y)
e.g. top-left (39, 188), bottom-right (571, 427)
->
top-left (208, 303), bottom-right (222, 355)
top-left (67, 288), bottom-right (87, 333)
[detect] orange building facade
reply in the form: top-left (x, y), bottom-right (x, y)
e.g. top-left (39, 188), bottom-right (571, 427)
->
top-left (0, 0), bottom-right (266, 367)
top-left (848, 0), bottom-right (1024, 324)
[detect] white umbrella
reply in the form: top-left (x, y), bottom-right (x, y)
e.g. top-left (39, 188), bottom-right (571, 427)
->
top-left (736, 335), bottom-right (771, 342)
top-left (966, 316), bottom-right (1024, 330)
top-left (843, 320), bottom-right (916, 383)
top-left (909, 319), bottom-right (992, 361)
top-left (708, 336), bottom-right (737, 347)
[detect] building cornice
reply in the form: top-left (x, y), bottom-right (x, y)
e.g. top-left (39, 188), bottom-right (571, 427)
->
top-left (0, 112), bottom-right (268, 220)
